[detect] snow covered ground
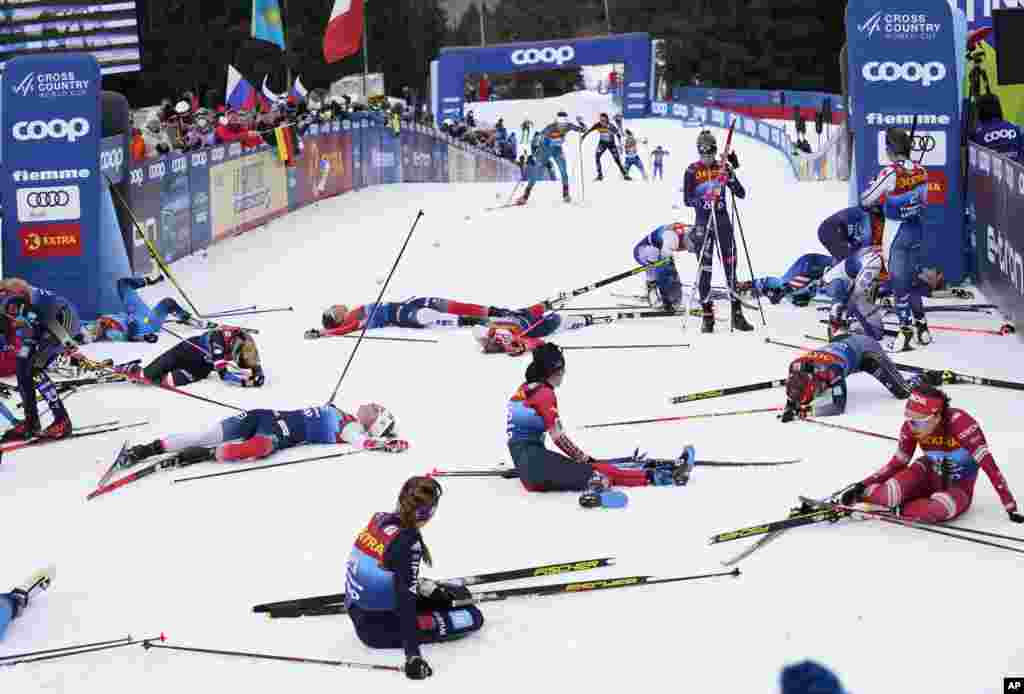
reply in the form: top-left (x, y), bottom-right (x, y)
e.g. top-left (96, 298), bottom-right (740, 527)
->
top-left (4, 92), bottom-right (1024, 694)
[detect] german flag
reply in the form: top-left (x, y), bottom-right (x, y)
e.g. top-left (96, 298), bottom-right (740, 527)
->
top-left (274, 124), bottom-right (302, 166)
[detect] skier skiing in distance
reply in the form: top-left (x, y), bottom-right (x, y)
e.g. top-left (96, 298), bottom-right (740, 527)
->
top-left (650, 145), bottom-right (669, 180)
top-left (583, 113), bottom-right (629, 181)
top-left (835, 384), bottom-right (1022, 524)
top-left (113, 402), bottom-right (407, 471)
top-left (0, 278), bottom-right (80, 441)
top-left (308, 298), bottom-right (513, 338)
top-left (505, 343), bottom-right (692, 493)
top-left (682, 130), bottom-right (751, 333)
top-left (517, 111), bottom-right (585, 204)
top-left (859, 126), bottom-right (931, 349)
top-left (345, 476), bottom-right (483, 681)
top-left (622, 129), bottom-right (647, 181)
top-left (78, 275), bottom-right (209, 344)
top-left (632, 222), bottom-right (692, 312)
top-left (0, 566), bottom-right (54, 641)
top-left (779, 331), bottom-right (920, 423)
top-left (122, 325), bottom-right (264, 388)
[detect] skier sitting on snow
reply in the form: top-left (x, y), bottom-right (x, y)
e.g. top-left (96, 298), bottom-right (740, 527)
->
top-left (506, 343), bottom-right (692, 494)
top-left (120, 325), bottom-right (264, 388)
top-left (307, 298), bottom-right (517, 338)
top-left (779, 331), bottom-right (921, 423)
top-left (633, 222), bottom-right (694, 312)
top-left (0, 566), bottom-right (54, 641)
top-left (834, 384), bottom-right (1021, 524)
top-left (79, 275), bottom-right (209, 344)
top-left (114, 403), bottom-right (408, 471)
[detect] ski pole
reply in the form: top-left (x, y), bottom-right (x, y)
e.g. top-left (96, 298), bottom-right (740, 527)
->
top-left (731, 189), bottom-right (767, 326)
top-left (562, 343), bottom-right (690, 350)
top-left (326, 210), bottom-right (423, 406)
top-left (580, 406), bottom-right (781, 430)
top-left (340, 334), bottom-right (438, 344)
top-left (1, 634), bottom-right (164, 666)
top-left (199, 305), bottom-right (258, 318)
top-left (172, 449), bottom-right (366, 484)
top-left (200, 308), bottom-right (293, 319)
top-left (669, 378), bottom-right (786, 404)
top-left (800, 417), bottom-right (898, 441)
top-left (124, 370), bottom-right (246, 413)
top-left (539, 258), bottom-right (671, 308)
top-left (882, 322), bottom-right (1013, 337)
top-left (105, 175), bottom-right (203, 317)
top-left (143, 640), bottom-right (402, 673)
top-left (0, 635), bottom-right (131, 662)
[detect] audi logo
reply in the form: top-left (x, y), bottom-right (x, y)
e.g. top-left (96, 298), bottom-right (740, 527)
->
top-left (26, 190), bottom-right (71, 207)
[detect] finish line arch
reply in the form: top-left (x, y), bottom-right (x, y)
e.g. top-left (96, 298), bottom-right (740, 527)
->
top-left (431, 33), bottom-right (653, 121)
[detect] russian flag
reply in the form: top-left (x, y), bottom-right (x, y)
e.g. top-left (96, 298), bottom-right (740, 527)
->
top-left (323, 0), bottom-right (364, 64)
top-left (226, 65), bottom-right (260, 111)
top-left (290, 75), bottom-right (308, 104)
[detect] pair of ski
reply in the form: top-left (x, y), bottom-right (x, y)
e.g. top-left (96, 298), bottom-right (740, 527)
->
top-left (88, 445), bottom-right (203, 500)
top-left (431, 456), bottom-right (799, 480)
top-left (0, 420), bottom-right (148, 457)
top-left (253, 556), bottom-right (739, 618)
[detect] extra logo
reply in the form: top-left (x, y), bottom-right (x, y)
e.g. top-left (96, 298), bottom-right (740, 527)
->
top-left (876, 130), bottom-right (947, 166)
top-left (19, 223), bottom-right (82, 258)
top-left (651, 102), bottom-right (668, 115)
top-left (987, 224), bottom-right (1024, 297)
top-left (12, 117), bottom-right (91, 143)
top-left (100, 146), bottom-right (124, 173)
top-left (863, 61), bottom-right (946, 87)
top-left (510, 46), bottom-right (575, 66)
top-left (10, 71), bottom-right (90, 98)
top-left (412, 151), bottom-right (431, 167)
top-left (15, 185), bottom-right (81, 223)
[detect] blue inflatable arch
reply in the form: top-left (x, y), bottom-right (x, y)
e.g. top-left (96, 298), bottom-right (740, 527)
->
top-left (431, 33), bottom-right (653, 121)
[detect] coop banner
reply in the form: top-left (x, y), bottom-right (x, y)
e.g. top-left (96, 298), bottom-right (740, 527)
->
top-left (188, 147), bottom-right (213, 252)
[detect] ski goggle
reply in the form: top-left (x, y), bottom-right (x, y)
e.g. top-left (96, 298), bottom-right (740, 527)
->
top-left (698, 142), bottom-right (717, 156)
top-left (906, 412), bottom-right (938, 434)
top-left (415, 477), bottom-right (443, 522)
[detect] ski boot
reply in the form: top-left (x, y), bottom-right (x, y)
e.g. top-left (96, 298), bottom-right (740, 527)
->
top-left (122, 439), bottom-right (165, 468)
top-left (646, 281), bottom-right (661, 308)
top-left (579, 470), bottom-right (629, 509)
top-left (515, 194), bottom-right (530, 206)
top-left (8, 565), bottom-right (55, 619)
top-left (114, 361), bottom-right (143, 380)
top-left (895, 324), bottom-right (915, 352)
top-left (40, 416), bottom-right (72, 440)
top-left (2, 419), bottom-right (39, 443)
top-left (622, 173), bottom-right (632, 181)
top-left (562, 186), bottom-right (572, 203)
top-left (145, 274), bottom-right (166, 286)
top-left (647, 445), bottom-right (695, 486)
top-left (701, 303), bottom-right (715, 334)
top-left (731, 301), bottom-right (754, 332)
top-left (594, 173), bottom-right (604, 182)
top-left (915, 320), bottom-right (932, 346)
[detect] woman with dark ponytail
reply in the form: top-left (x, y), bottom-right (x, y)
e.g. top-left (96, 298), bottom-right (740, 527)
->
top-left (344, 476), bottom-right (484, 680)
top-left (506, 342), bottom-right (693, 495)
top-left (837, 384), bottom-right (1021, 523)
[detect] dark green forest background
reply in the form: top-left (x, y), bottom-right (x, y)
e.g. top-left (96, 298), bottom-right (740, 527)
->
top-left (108, 0), bottom-right (845, 107)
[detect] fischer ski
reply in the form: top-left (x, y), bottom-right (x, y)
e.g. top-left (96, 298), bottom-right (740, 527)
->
top-left (86, 451), bottom-right (201, 500)
top-left (256, 556), bottom-right (618, 616)
top-left (669, 379), bottom-right (786, 405)
top-left (709, 506), bottom-right (849, 545)
top-left (431, 458), bottom-right (800, 479)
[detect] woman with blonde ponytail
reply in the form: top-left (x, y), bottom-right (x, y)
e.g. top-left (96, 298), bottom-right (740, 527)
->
top-left (345, 476), bottom-right (484, 680)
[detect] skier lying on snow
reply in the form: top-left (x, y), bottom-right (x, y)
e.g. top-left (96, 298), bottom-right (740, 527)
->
top-left (78, 275), bottom-right (210, 343)
top-left (306, 297), bottom-right (518, 338)
top-left (345, 476), bottom-right (483, 681)
top-left (472, 305), bottom-right (601, 355)
top-left (832, 384), bottom-right (1021, 524)
top-left (114, 403), bottom-right (408, 470)
top-left (779, 331), bottom-right (930, 423)
top-left (505, 343), bottom-right (692, 493)
top-left (118, 325), bottom-right (265, 388)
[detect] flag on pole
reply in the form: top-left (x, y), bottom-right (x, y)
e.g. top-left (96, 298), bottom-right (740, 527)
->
top-left (226, 65), bottom-right (260, 111)
top-left (252, 0), bottom-right (286, 50)
top-left (324, 0), bottom-right (364, 63)
top-left (290, 75), bottom-right (308, 104)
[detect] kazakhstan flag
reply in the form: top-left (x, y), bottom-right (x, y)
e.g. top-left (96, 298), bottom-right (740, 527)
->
top-left (252, 0), bottom-right (285, 49)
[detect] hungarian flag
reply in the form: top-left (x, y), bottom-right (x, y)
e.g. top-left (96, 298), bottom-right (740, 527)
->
top-left (324, 0), bottom-right (364, 63)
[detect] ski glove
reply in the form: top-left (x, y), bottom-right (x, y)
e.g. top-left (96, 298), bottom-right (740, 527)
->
top-left (835, 482), bottom-right (865, 506)
top-left (303, 328), bottom-right (322, 339)
top-left (405, 655), bottom-right (432, 680)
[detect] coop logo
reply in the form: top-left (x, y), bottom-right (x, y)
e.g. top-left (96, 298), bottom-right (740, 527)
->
top-left (984, 129), bottom-right (1018, 143)
top-left (862, 61), bottom-right (946, 87)
top-left (651, 102), bottom-right (668, 115)
top-left (857, 11), bottom-right (940, 39)
top-left (510, 46), bottom-right (575, 66)
top-left (12, 117), bottom-right (91, 143)
top-left (19, 223), bottom-right (82, 258)
top-left (987, 225), bottom-right (1024, 297)
top-left (15, 185), bottom-right (81, 223)
top-left (412, 151), bottom-right (431, 167)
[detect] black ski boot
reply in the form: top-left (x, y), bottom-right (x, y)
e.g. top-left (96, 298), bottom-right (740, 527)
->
top-left (701, 303), bottom-right (715, 334)
top-left (177, 446), bottom-right (216, 465)
top-left (124, 440), bottom-right (165, 468)
top-left (731, 301), bottom-right (754, 332)
top-left (915, 320), bottom-right (932, 345)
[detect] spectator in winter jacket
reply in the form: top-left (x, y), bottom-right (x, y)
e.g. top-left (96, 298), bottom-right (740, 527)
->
top-left (130, 128), bottom-right (147, 161)
top-left (144, 119), bottom-right (172, 156)
top-left (215, 110), bottom-right (263, 148)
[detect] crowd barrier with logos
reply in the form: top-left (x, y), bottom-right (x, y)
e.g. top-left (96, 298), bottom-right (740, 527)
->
top-left (792, 126), bottom-right (852, 183)
top-left (670, 87), bottom-right (846, 124)
top-left (649, 100), bottom-right (799, 180)
top-left (108, 115), bottom-right (519, 276)
top-left (967, 142), bottom-right (1024, 335)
